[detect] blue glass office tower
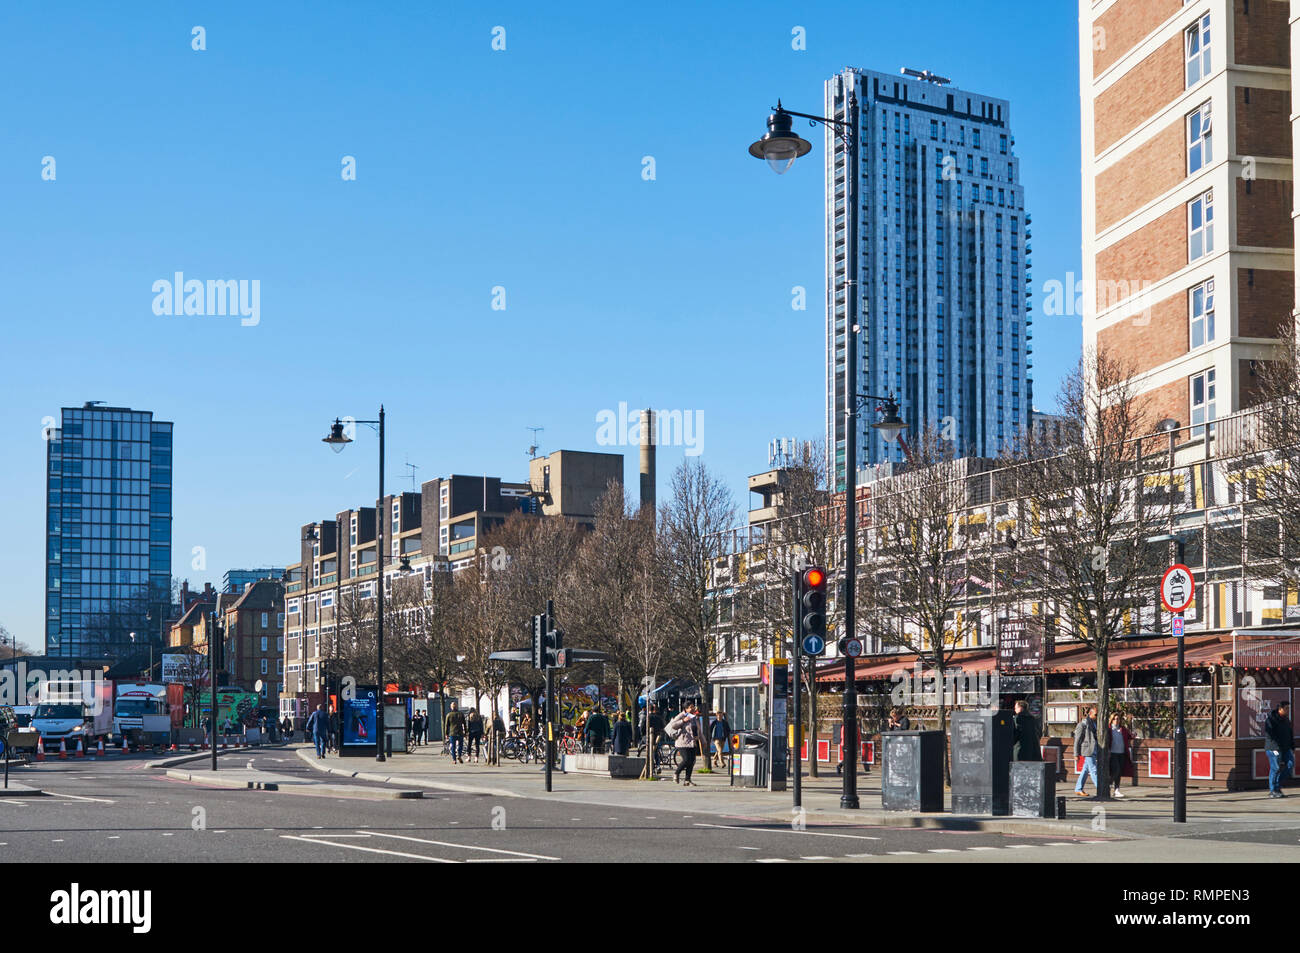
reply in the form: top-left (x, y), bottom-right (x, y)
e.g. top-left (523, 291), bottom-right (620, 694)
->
top-left (44, 403), bottom-right (173, 661)
top-left (824, 68), bottom-right (1033, 488)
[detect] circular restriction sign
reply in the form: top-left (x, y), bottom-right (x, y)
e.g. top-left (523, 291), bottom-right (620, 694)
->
top-left (1160, 564), bottom-right (1195, 614)
top-left (844, 638), bottom-right (863, 658)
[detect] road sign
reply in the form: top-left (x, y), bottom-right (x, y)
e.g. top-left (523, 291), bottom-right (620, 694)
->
top-left (1160, 564), bottom-right (1195, 613)
top-left (844, 638), bottom-right (863, 658)
top-left (1172, 615), bottom-right (1185, 639)
top-left (801, 634), bottom-right (825, 656)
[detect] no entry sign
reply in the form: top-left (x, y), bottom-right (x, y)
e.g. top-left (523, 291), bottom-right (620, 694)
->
top-left (1160, 564), bottom-right (1195, 614)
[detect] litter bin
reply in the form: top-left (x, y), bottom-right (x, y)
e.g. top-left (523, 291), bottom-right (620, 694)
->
top-left (950, 709), bottom-right (1014, 816)
top-left (732, 731), bottom-right (769, 788)
top-left (881, 730), bottom-right (944, 812)
top-left (1011, 761), bottom-right (1056, 817)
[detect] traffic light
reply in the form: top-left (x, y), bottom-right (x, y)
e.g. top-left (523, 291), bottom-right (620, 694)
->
top-left (797, 566), bottom-right (827, 654)
top-left (531, 613), bottom-right (546, 669)
top-left (533, 611), bottom-right (565, 669)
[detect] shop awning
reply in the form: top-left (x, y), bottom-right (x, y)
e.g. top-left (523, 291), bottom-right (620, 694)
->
top-left (815, 651), bottom-right (997, 684)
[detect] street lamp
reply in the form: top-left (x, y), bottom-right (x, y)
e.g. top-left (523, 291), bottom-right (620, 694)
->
top-left (1147, 529), bottom-right (1196, 823)
top-left (323, 408), bottom-right (388, 762)
top-left (751, 95), bottom-right (862, 808)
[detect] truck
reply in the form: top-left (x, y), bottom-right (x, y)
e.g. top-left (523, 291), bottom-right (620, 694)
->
top-left (113, 683), bottom-right (168, 737)
top-left (32, 678), bottom-right (113, 746)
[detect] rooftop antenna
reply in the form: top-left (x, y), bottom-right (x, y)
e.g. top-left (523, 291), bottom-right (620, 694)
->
top-left (900, 67), bottom-right (952, 86)
top-left (526, 426), bottom-right (544, 459)
top-left (403, 456), bottom-right (420, 491)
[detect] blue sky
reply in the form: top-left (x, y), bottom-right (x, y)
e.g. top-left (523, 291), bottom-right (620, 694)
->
top-left (0, 1), bottom-right (1082, 645)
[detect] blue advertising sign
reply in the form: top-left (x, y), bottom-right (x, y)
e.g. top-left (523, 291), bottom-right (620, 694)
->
top-left (341, 687), bottom-right (377, 747)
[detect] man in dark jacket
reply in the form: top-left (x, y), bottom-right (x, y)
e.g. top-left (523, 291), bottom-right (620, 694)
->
top-left (584, 708), bottom-right (610, 753)
top-left (1264, 701), bottom-right (1294, 798)
top-left (444, 702), bottom-right (465, 763)
top-left (611, 712), bottom-right (634, 756)
top-left (1012, 700), bottom-right (1041, 761)
top-left (306, 705), bottom-right (329, 759)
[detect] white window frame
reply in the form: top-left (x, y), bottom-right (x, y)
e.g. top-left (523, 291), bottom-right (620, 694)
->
top-left (261, 611), bottom-right (268, 628)
top-left (1186, 101), bottom-right (1212, 174)
top-left (1189, 279), bottom-right (1215, 349)
top-left (1188, 190), bottom-right (1214, 261)
top-left (261, 636), bottom-right (268, 652)
top-left (1185, 13), bottom-right (1211, 88)
top-left (1190, 368), bottom-right (1217, 436)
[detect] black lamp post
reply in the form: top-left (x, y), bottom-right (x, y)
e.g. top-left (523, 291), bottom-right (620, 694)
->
top-left (752, 97), bottom-right (876, 808)
top-left (323, 408), bottom-right (388, 762)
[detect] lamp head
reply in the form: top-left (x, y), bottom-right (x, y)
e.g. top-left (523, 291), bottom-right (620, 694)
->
top-left (749, 104), bottom-right (812, 175)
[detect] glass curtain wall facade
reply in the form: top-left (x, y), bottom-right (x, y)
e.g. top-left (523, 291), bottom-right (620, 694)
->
top-left (824, 68), bottom-right (1032, 488)
top-left (45, 404), bottom-right (173, 661)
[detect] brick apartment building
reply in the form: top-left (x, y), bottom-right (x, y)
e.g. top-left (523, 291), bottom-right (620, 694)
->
top-left (280, 449), bottom-right (623, 718)
top-left (219, 578), bottom-right (285, 708)
top-left (1079, 0), bottom-right (1296, 427)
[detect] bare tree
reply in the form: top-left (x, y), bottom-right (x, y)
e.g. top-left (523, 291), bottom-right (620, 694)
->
top-left (657, 458), bottom-right (739, 718)
top-left (1213, 318), bottom-right (1300, 598)
top-left (1007, 348), bottom-right (1171, 801)
top-left (857, 426), bottom-right (981, 782)
top-left (0, 623), bottom-right (34, 660)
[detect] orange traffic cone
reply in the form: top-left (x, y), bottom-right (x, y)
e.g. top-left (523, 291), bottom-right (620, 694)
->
top-left (96, 738), bottom-right (106, 757)
top-left (75, 738), bottom-right (85, 758)
top-left (35, 737), bottom-right (45, 762)
top-left (58, 739), bottom-right (68, 759)
top-left (121, 736), bottom-right (130, 756)
top-left (169, 742), bottom-right (178, 752)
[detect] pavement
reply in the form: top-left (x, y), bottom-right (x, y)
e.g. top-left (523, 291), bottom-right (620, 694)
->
top-left (289, 743), bottom-right (1300, 843)
top-left (4, 746), bottom-right (1299, 862)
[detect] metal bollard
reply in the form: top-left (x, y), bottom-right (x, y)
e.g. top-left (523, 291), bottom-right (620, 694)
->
top-left (1055, 795), bottom-right (1067, 819)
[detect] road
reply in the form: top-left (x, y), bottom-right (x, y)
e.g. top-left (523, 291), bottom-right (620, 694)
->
top-left (2, 751), bottom-right (1297, 862)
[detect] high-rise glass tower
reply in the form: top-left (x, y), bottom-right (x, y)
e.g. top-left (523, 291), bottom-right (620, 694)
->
top-left (824, 68), bottom-right (1032, 488)
top-left (44, 403), bottom-right (173, 661)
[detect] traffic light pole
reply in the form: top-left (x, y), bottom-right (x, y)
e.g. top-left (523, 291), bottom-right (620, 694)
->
top-left (793, 573), bottom-right (803, 809)
top-left (1174, 541), bottom-right (1186, 824)
top-left (545, 664), bottom-right (554, 793)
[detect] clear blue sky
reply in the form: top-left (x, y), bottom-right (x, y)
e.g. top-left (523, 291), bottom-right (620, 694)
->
top-left (0, 1), bottom-right (1082, 646)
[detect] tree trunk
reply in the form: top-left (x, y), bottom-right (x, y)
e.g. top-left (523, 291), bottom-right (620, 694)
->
top-left (935, 660), bottom-right (950, 785)
top-left (1095, 645), bottom-right (1111, 801)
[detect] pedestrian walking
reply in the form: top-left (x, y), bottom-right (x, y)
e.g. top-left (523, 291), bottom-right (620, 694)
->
top-left (611, 712), bottom-right (633, 756)
top-left (1073, 706), bottom-right (1100, 797)
top-left (466, 709), bottom-right (484, 763)
top-left (328, 708), bottom-right (340, 752)
top-left (1265, 701), bottom-right (1294, 798)
top-left (668, 702), bottom-right (702, 786)
top-left (306, 704), bottom-right (329, 759)
top-left (584, 707), bottom-right (610, 754)
top-left (710, 710), bottom-right (731, 767)
top-left (1108, 711), bottom-right (1132, 798)
top-left (886, 707), bottom-right (910, 731)
top-left (1011, 700), bottom-right (1041, 761)
top-left (445, 702), bottom-right (465, 763)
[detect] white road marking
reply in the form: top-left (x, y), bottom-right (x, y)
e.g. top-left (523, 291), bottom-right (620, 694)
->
top-left (694, 823), bottom-right (879, 841)
top-left (161, 833), bottom-right (174, 837)
top-left (737, 846), bottom-right (760, 850)
top-left (281, 834), bottom-right (455, 862)
top-left (927, 849), bottom-right (959, 853)
top-left (967, 846), bottom-right (999, 851)
top-left (108, 836), bottom-right (120, 840)
top-left (1045, 841), bottom-right (1081, 846)
top-left (0, 801), bottom-right (27, 807)
top-left (800, 855), bottom-right (833, 860)
top-left (1006, 844), bottom-right (1035, 848)
top-left (48, 791), bottom-right (114, 804)
top-left (887, 851), bottom-right (918, 855)
top-left (845, 852), bottom-right (875, 858)
top-left (755, 858), bottom-right (789, 863)
top-left (358, 831), bottom-right (560, 861)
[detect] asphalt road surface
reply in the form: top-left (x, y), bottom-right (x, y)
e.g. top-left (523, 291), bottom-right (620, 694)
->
top-left (2, 752), bottom-right (1296, 862)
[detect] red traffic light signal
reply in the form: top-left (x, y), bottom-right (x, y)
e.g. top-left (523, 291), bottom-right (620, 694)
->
top-left (803, 567), bottom-right (825, 588)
